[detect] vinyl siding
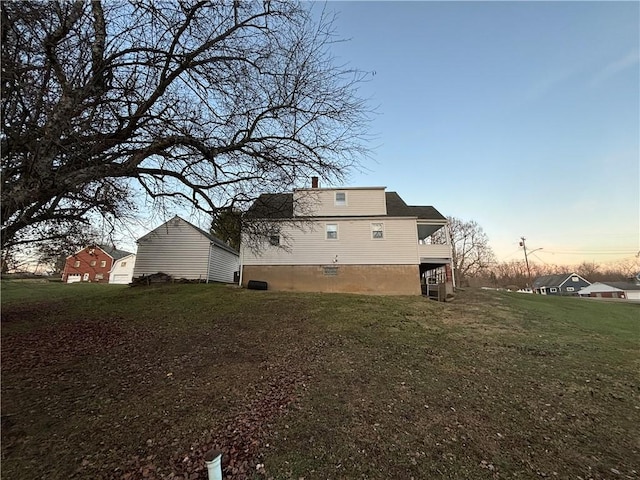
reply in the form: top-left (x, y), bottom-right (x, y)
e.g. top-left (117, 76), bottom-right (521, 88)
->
top-left (242, 217), bottom-right (419, 265)
top-left (109, 254), bottom-right (136, 284)
top-left (133, 218), bottom-right (211, 280)
top-left (293, 188), bottom-right (387, 217)
top-left (208, 245), bottom-right (239, 283)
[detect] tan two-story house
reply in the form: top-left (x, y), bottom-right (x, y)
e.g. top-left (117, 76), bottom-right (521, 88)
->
top-left (240, 181), bottom-right (454, 296)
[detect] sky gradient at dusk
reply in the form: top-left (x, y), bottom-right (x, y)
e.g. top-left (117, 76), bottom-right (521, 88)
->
top-left (320, 1), bottom-right (639, 266)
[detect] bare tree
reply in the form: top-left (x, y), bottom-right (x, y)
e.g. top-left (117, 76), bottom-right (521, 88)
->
top-left (433, 216), bottom-right (496, 286)
top-left (1, 1), bottom-right (371, 250)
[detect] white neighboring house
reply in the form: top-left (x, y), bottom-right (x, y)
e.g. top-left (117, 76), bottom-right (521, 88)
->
top-left (578, 281), bottom-right (640, 300)
top-left (109, 253), bottom-right (136, 284)
top-left (241, 182), bottom-right (454, 296)
top-left (133, 216), bottom-right (239, 283)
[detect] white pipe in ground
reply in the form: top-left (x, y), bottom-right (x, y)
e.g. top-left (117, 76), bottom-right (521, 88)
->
top-left (204, 450), bottom-right (223, 480)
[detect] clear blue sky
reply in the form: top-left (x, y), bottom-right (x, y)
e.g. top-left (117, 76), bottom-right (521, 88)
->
top-left (319, 1), bottom-right (639, 266)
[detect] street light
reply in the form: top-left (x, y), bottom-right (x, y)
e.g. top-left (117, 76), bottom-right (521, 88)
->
top-left (519, 238), bottom-right (543, 287)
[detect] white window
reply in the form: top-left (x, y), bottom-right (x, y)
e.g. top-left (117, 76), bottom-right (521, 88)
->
top-left (371, 222), bottom-right (384, 239)
top-left (550, 287), bottom-right (558, 293)
top-left (95, 273), bottom-right (104, 280)
top-left (566, 286), bottom-right (575, 292)
top-left (572, 276), bottom-right (579, 282)
top-left (100, 260), bottom-right (106, 268)
top-left (326, 224), bottom-right (338, 240)
top-left (335, 192), bottom-right (346, 206)
top-left (121, 262), bottom-right (127, 267)
top-left (74, 260), bottom-right (80, 267)
top-left (269, 235), bottom-right (280, 246)
top-left (90, 260), bottom-right (96, 266)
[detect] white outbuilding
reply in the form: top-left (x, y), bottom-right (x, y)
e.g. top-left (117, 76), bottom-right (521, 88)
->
top-left (109, 253), bottom-right (137, 284)
top-left (577, 281), bottom-right (640, 300)
top-left (133, 216), bottom-right (239, 283)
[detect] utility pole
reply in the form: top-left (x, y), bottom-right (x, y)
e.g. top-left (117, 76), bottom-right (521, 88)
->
top-left (519, 236), bottom-right (531, 286)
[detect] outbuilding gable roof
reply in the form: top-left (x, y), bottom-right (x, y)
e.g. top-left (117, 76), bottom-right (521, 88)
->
top-left (100, 245), bottom-right (134, 261)
top-left (601, 281), bottom-right (640, 291)
top-left (137, 216), bottom-right (239, 256)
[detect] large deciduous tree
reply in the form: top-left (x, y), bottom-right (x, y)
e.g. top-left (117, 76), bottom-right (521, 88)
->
top-left (1, 1), bottom-right (371, 250)
top-left (433, 216), bottom-right (496, 286)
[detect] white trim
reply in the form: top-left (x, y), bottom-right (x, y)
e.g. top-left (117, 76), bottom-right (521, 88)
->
top-left (325, 223), bottom-right (338, 240)
top-left (558, 272), bottom-right (590, 288)
top-left (371, 222), bottom-right (384, 240)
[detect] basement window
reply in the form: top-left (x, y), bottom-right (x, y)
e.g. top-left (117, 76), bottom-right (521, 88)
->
top-left (323, 266), bottom-right (338, 276)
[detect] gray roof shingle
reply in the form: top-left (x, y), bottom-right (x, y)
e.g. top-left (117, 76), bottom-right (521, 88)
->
top-left (247, 191), bottom-right (445, 220)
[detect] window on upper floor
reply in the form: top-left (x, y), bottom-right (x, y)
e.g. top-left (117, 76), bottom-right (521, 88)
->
top-left (100, 260), bottom-right (106, 268)
top-left (90, 260), bottom-right (96, 266)
top-left (121, 262), bottom-right (127, 267)
top-left (326, 223), bottom-right (338, 240)
top-left (269, 235), bottom-right (280, 246)
top-left (571, 276), bottom-right (579, 282)
top-left (74, 260), bottom-right (80, 267)
top-left (335, 192), bottom-right (346, 206)
top-left (371, 222), bottom-right (384, 239)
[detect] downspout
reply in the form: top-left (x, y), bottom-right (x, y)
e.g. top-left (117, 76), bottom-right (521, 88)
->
top-left (238, 245), bottom-right (244, 287)
top-left (206, 243), bottom-right (213, 284)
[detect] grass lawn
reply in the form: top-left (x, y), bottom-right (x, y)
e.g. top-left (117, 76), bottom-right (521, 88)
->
top-left (1, 282), bottom-right (638, 479)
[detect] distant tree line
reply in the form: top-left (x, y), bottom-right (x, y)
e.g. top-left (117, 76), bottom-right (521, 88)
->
top-left (467, 259), bottom-right (640, 290)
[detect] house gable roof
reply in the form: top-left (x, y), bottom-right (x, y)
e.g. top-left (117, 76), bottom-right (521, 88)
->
top-left (246, 190), bottom-right (445, 220)
top-left (246, 193), bottom-right (294, 219)
top-left (532, 273), bottom-right (590, 289)
top-left (67, 245), bottom-right (134, 261)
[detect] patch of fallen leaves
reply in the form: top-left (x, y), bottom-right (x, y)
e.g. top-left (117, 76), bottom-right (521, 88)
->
top-left (1, 319), bottom-right (128, 371)
top-left (111, 365), bottom-right (311, 480)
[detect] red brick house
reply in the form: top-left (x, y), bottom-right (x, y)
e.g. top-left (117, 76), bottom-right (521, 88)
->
top-left (61, 245), bottom-right (134, 284)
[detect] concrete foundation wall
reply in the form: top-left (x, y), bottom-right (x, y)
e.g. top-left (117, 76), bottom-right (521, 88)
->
top-left (242, 264), bottom-right (421, 295)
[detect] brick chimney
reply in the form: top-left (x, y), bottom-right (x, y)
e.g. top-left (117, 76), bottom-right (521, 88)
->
top-left (311, 176), bottom-right (319, 188)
